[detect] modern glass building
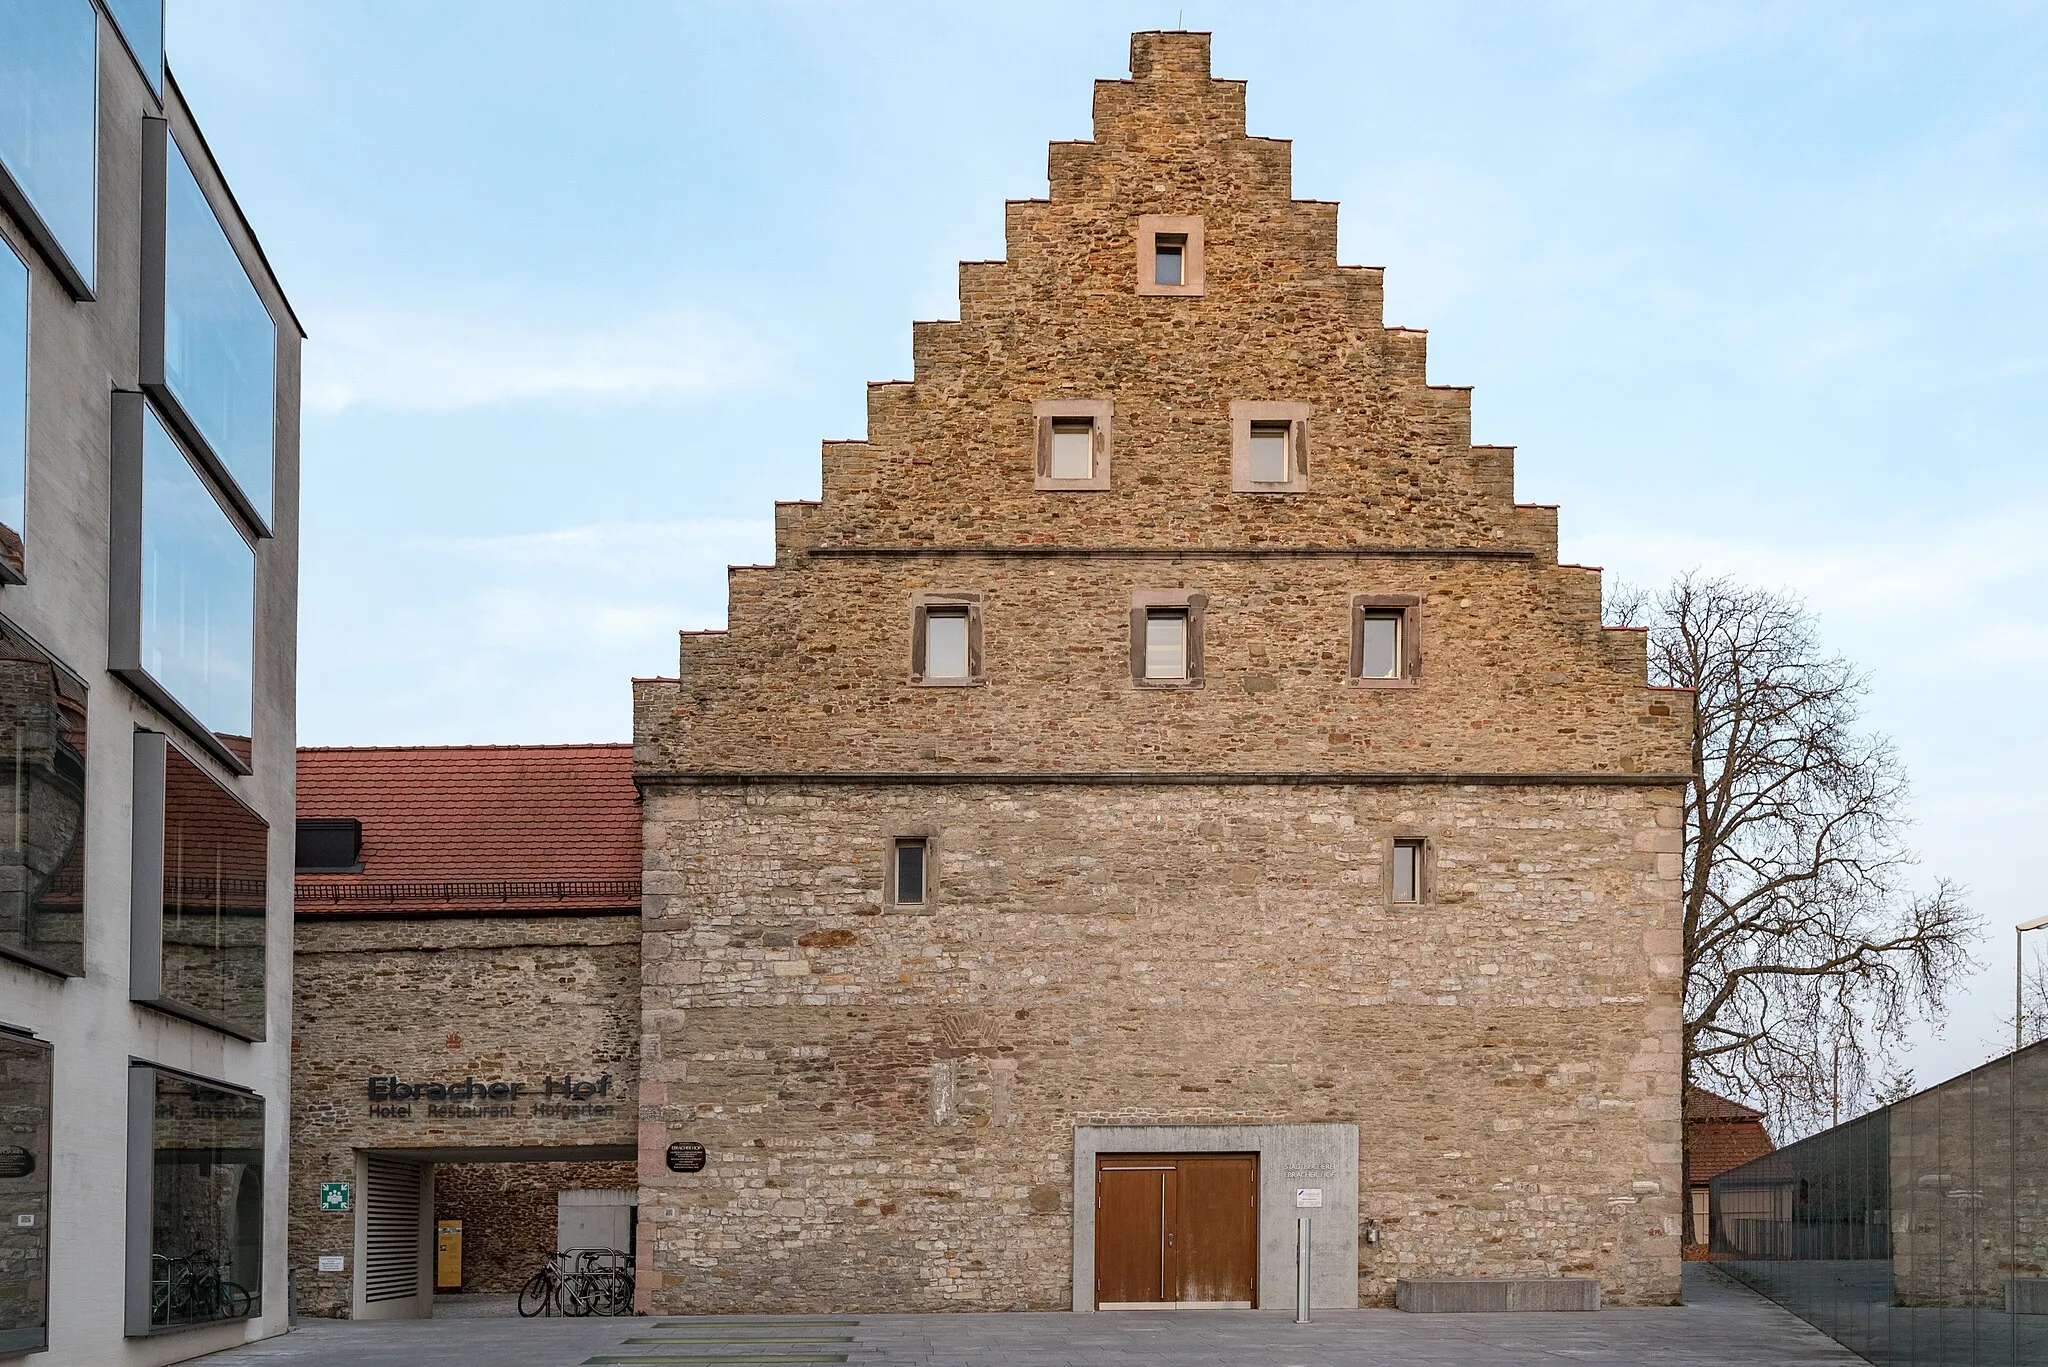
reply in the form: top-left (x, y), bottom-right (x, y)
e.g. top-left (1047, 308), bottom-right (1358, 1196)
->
top-left (0, 3), bottom-right (303, 1363)
top-left (1710, 1042), bottom-right (2048, 1366)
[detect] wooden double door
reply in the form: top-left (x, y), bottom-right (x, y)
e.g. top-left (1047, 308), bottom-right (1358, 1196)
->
top-left (1094, 1153), bottom-right (1258, 1309)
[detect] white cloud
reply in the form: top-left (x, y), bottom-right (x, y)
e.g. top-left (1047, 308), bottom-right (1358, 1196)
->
top-left (302, 305), bottom-right (767, 413)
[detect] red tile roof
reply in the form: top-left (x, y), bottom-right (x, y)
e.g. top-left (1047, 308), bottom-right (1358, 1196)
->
top-left (1684, 1087), bottom-right (1775, 1186)
top-left (295, 744), bottom-right (639, 917)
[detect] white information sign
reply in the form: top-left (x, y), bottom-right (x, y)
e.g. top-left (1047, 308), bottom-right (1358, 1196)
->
top-left (318, 1254), bottom-right (346, 1273)
top-left (1294, 1188), bottom-right (1323, 1208)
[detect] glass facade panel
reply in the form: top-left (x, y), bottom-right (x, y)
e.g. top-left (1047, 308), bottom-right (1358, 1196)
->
top-left (0, 619), bottom-right (86, 975)
top-left (0, 0), bottom-right (97, 289)
top-left (1360, 613), bottom-right (1401, 680)
top-left (1249, 422), bottom-right (1290, 483)
top-left (1144, 611), bottom-right (1187, 680)
top-left (103, 0), bottom-right (162, 95)
top-left (1710, 1042), bottom-right (2048, 1366)
top-left (0, 238), bottom-right (24, 576)
top-left (164, 142), bottom-right (275, 521)
top-left (155, 744), bottom-right (267, 1036)
top-left (0, 1031), bottom-right (51, 1353)
top-left (141, 1068), bottom-right (263, 1329)
top-left (1049, 420), bottom-right (1093, 480)
top-left (141, 407), bottom-right (254, 743)
top-left (924, 611), bottom-right (969, 680)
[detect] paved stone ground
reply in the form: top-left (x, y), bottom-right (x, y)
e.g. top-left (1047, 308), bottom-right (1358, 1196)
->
top-left (195, 1266), bottom-right (1866, 1366)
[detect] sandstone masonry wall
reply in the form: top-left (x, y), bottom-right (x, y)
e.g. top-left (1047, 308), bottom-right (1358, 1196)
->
top-left (290, 914), bottom-right (639, 1318)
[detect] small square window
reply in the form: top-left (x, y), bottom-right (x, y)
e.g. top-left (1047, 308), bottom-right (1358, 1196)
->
top-left (1359, 612), bottom-right (1402, 680)
top-left (1153, 234), bottom-right (1186, 287)
top-left (924, 609), bottom-right (969, 680)
top-left (1049, 419), bottom-right (1094, 481)
top-left (1392, 839), bottom-right (1425, 904)
top-left (1248, 421), bottom-right (1291, 484)
top-left (1135, 215), bottom-right (1203, 297)
top-left (1351, 594), bottom-right (1420, 686)
top-left (894, 838), bottom-right (928, 905)
top-left (1144, 610), bottom-right (1189, 681)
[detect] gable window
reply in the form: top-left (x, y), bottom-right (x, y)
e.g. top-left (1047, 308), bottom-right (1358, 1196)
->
top-left (909, 592), bottom-right (983, 685)
top-left (924, 608), bottom-right (969, 680)
top-left (1153, 233), bottom-right (1186, 287)
top-left (1135, 215), bottom-right (1204, 297)
top-left (1249, 421), bottom-right (1291, 484)
top-left (1032, 397), bottom-right (1113, 491)
top-left (893, 838), bottom-right (929, 906)
top-left (1391, 838), bottom-right (1426, 904)
top-left (1129, 590), bottom-right (1206, 688)
top-left (1230, 401), bottom-right (1311, 493)
top-left (1350, 594), bottom-right (1421, 687)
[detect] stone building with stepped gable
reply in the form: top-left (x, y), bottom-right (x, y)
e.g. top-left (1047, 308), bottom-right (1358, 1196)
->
top-left (632, 31), bottom-right (1694, 1314)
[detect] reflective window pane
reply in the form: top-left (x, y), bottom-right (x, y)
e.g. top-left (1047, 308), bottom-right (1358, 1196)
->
top-left (895, 840), bottom-right (926, 904)
top-left (102, 0), bottom-right (162, 95)
top-left (1049, 420), bottom-right (1093, 480)
top-left (1249, 422), bottom-right (1290, 483)
top-left (1361, 613), bottom-right (1401, 680)
top-left (141, 1069), bottom-right (263, 1329)
top-left (0, 0), bottom-right (97, 289)
top-left (1144, 611), bottom-right (1187, 680)
top-left (1392, 840), bottom-right (1420, 903)
top-left (164, 142), bottom-right (275, 521)
top-left (141, 407), bottom-right (254, 743)
top-left (0, 620), bottom-right (86, 975)
top-left (0, 1031), bottom-right (51, 1353)
top-left (1154, 238), bottom-right (1183, 287)
top-left (156, 744), bottom-right (267, 1035)
top-left (0, 239), bottom-right (23, 575)
top-left (924, 610), bottom-right (969, 680)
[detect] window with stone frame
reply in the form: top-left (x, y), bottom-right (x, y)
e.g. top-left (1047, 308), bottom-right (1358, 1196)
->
top-left (1230, 401), bottom-right (1311, 493)
top-left (1135, 215), bottom-right (1204, 297)
top-left (1389, 837), bottom-right (1429, 905)
top-left (909, 592), bottom-right (984, 685)
top-left (892, 837), bottom-right (930, 906)
top-left (1129, 590), bottom-right (1206, 688)
top-left (1031, 397), bottom-right (1113, 491)
top-left (1350, 593), bottom-right (1421, 687)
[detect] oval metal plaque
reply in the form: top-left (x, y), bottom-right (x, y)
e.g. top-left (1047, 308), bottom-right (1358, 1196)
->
top-left (665, 1141), bottom-right (707, 1174)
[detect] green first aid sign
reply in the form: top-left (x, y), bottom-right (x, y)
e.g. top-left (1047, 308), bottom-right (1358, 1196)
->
top-left (319, 1182), bottom-right (352, 1212)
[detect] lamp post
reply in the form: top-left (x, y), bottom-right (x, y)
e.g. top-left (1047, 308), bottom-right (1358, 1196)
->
top-left (2017, 915), bottom-right (2048, 1055)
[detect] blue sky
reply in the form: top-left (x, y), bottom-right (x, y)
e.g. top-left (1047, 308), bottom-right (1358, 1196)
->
top-left (166, 2), bottom-right (2048, 1094)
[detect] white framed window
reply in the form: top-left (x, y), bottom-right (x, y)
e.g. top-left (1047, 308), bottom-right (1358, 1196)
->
top-left (1391, 838), bottom-right (1427, 905)
top-left (1032, 398), bottom-right (1113, 491)
top-left (1351, 594), bottom-right (1421, 687)
top-left (1144, 610), bottom-right (1188, 681)
top-left (1049, 419), bottom-right (1094, 481)
top-left (1359, 612), bottom-right (1401, 679)
top-left (1248, 421), bottom-right (1291, 484)
top-left (924, 608), bottom-right (970, 681)
top-left (1135, 215), bottom-right (1204, 297)
top-left (1130, 590), bottom-right (1205, 688)
top-left (1153, 233), bottom-right (1187, 287)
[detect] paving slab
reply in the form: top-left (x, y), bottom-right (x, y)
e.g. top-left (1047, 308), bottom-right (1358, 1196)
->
top-left (193, 1266), bottom-right (1865, 1367)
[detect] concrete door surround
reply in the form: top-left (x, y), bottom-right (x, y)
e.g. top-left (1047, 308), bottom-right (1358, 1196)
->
top-left (1073, 1124), bottom-right (1359, 1312)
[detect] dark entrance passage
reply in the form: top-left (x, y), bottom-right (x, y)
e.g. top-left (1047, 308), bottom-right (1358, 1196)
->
top-left (1094, 1153), bottom-right (1257, 1309)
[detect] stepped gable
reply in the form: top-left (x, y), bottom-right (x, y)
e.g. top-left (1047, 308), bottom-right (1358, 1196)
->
top-left (634, 30), bottom-right (1693, 778)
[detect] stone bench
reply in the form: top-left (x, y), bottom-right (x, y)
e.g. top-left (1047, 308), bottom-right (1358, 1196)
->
top-left (1395, 1277), bottom-right (1603, 1312)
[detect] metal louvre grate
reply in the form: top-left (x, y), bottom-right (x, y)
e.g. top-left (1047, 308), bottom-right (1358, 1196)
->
top-left (363, 1157), bottom-right (422, 1303)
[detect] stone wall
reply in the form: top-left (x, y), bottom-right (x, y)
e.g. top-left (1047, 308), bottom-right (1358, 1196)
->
top-left (636, 781), bottom-right (1685, 1310)
top-left (433, 1160), bottom-right (635, 1295)
top-left (289, 913), bottom-right (639, 1318)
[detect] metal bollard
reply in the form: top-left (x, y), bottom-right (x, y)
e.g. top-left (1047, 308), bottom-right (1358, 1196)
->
top-left (1295, 1215), bottom-right (1312, 1323)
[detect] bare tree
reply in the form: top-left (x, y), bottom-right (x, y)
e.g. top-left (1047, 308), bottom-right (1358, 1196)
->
top-left (2021, 944), bottom-right (2048, 1049)
top-left (1608, 574), bottom-right (1977, 1135)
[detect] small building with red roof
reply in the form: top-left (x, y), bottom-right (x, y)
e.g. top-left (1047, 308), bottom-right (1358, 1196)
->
top-left (1683, 1086), bottom-right (1775, 1245)
top-left (288, 744), bottom-right (646, 1320)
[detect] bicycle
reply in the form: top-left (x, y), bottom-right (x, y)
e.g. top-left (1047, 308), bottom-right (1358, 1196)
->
top-left (565, 1247), bottom-right (633, 1317)
top-left (518, 1249), bottom-right (605, 1317)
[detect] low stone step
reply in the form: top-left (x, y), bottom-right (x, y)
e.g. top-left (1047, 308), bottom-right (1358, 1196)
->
top-left (1395, 1276), bottom-right (1602, 1312)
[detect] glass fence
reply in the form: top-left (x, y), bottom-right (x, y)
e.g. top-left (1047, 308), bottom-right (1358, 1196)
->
top-left (1710, 1041), bottom-right (2047, 1366)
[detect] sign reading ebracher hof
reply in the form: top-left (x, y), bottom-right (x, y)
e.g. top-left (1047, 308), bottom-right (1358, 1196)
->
top-left (365, 1071), bottom-right (621, 1121)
